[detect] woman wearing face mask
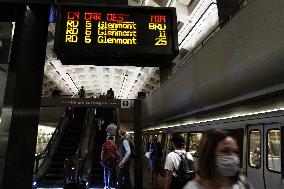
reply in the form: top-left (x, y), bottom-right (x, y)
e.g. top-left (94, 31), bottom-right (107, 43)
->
top-left (183, 129), bottom-right (254, 189)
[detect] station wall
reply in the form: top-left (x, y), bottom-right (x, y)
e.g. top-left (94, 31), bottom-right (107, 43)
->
top-left (141, 0), bottom-right (284, 127)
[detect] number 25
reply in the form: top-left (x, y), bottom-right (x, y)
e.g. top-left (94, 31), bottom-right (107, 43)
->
top-left (155, 37), bottom-right (167, 46)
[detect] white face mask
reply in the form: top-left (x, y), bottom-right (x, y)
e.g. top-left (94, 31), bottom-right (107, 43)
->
top-left (216, 155), bottom-right (240, 177)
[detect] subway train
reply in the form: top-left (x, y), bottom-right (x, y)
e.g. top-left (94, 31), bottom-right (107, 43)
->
top-left (142, 109), bottom-right (284, 189)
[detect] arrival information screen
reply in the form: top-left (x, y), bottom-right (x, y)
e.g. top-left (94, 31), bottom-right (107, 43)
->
top-left (55, 5), bottom-right (178, 58)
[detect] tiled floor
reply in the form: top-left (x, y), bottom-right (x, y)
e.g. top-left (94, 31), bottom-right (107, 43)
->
top-left (140, 157), bottom-right (165, 189)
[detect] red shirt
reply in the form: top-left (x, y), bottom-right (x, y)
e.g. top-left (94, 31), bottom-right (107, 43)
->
top-left (102, 140), bottom-right (118, 159)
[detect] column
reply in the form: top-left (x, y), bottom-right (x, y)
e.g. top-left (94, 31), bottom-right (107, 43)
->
top-left (0, 4), bottom-right (49, 189)
top-left (133, 99), bottom-right (143, 189)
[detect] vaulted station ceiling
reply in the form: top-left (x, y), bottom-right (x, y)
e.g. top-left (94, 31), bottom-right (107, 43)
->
top-left (42, 0), bottom-right (219, 99)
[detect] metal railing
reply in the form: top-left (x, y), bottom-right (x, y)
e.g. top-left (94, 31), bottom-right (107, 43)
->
top-left (34, 117), bottom-right (66, 175)
top-left (64, 108), bottom-right (96, 188)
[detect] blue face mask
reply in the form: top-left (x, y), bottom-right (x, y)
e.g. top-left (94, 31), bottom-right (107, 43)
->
top-left (216, 155), bottom-right (240, 177)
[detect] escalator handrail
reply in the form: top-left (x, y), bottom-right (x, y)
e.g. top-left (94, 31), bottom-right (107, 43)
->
top-left (64, 108), bottom-right (96, 184)
top-left (68, 107), bottom-right (120, 185)
top-left (34, 116), bottom-right (69, 178)
top-left (78, 107), bottom-right (120, 181)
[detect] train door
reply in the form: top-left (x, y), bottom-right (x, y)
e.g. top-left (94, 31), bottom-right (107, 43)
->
top-left (247, 125), bottom-right (265, 189)
top-left (263, 123), bottom-right (283, 189)
top-left (247, 124), bottom-right (283, 189)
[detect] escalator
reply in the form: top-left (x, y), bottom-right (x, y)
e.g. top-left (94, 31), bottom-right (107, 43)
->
top-left (35, 108), bottom-right (87, 188)
top-left (35, 106), bottom-right (118, 188)
top-left (72, 107), bottom-right (118, 188)
top-left (88, 108), bottom-right (118, 188)
top-left (89, 120), bottom-right (106, 188)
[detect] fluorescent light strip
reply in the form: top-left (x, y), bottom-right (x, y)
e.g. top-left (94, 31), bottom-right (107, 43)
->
top-left (144, 108), bottom-right (284, 131)
top-left (118, 74), bottom-right (128, 98)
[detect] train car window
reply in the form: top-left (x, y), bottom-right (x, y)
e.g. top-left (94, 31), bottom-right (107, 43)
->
top-left (267, 129), bottom-right (281, 173)
top-left (166, 134), bottom-right (172, 150)
top-left (188, 132), bottom-right (202, 157)
top-left (157, 134), bottom-right (162, 142)
top-left (249, 130), bottom-right (261, 168)
top-left (180, 132), bottom-right (189, 149)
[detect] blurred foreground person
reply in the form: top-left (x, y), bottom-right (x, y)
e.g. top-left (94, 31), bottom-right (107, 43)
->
top-left (183, 129), bottom-right (254, 189)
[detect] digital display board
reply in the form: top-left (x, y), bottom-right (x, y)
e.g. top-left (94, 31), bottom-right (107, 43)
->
top-left (56, 0), bottom-right (127, 5)
top-left (0, 0), bottom-right (126, 5)
top-left (54, 5), bottom-right (178, 66)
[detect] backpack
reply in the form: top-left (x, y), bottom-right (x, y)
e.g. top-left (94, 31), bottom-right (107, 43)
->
top-left (174, 152), bottom-right (195, 187)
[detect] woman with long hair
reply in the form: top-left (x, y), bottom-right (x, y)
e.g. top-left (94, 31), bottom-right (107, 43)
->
top-left (184, 129), bottom-right (254, 189)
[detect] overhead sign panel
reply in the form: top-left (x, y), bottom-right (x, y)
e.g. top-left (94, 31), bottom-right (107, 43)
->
top-left (0, 0), bottom-right (126, 4)
top-left (54, 5), bottom-right (178, 66)
top-left (41, 97), bottom-right (121, 108)
top-left (0, 0), bottom-right (51, 3)
top-left (57, 0), bottom-right (127, 5)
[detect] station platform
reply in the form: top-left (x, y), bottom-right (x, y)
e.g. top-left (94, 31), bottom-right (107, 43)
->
top-left (141, 157), bottom-right (165, 189)
top-left (37, 156), bottom-right (165, 189)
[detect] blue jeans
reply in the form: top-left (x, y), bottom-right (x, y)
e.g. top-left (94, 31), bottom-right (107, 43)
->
top-left (103, 158), bottom-right (116, 188)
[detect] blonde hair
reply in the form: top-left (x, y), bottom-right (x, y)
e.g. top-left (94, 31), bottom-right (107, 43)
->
top-left (119, 129), bottom-right (126, 136)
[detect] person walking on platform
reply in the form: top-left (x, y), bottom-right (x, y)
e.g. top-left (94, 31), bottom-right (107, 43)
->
top-left (101, 136), bottom-right (120, 189)
top-left (164, 133), bottom-right (194, 189)
top-left (106, 120), bottom-right (118, 140)
top-left (183, 129), bottom-right (254, 189)
top-left (146, 135), bottom-right (162, 186)
top-left (117, 129), bottom-right (132, 189)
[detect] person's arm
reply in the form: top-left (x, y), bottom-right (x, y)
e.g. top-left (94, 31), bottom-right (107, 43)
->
top-left (164, 169), bottom-right (173, 189)
top-left (121, 140), bottom-right (131, 164)
top-left (116, 150), bottom-right (120, 158)
top-left (164, 154), bottom-right (174, 189)
top-left (146, 142), bottom-right (150, 152)
top-left (100, 144), bottom-right (105, 166)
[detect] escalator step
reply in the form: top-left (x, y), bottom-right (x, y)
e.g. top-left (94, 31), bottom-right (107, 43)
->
top-left (45, 173), bottom-right (64, 178)
top-left (47, 168), bottom-right (64, 174)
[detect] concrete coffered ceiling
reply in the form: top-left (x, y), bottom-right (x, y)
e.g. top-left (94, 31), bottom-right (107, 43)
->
top-left (42, 0), bottom-right (219, 99)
